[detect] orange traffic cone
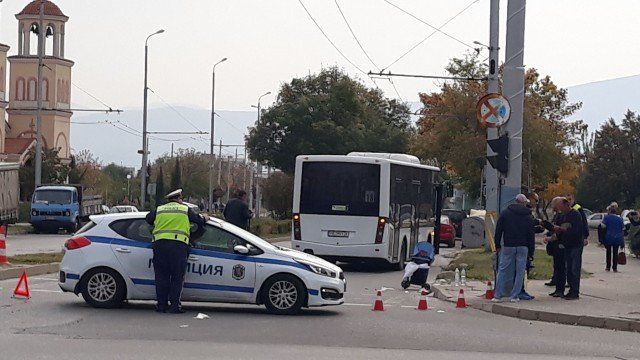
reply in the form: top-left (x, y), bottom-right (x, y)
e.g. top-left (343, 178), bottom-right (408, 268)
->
top-left (13, 271), bottom-right (30, 299)
top-left (0, 225), bottom-right (9, 266)
top-left (456, 288), bottom-right (467, 308)
top-left (485, 281), bottom-right (494, 300)
top-left (372, 290), bottom-right (384, 311)
top-left (417, 289), bottom-right (429, 311)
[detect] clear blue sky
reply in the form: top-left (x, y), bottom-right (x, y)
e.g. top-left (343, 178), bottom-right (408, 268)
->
top-left (1, 0), bottom-right (638, 111)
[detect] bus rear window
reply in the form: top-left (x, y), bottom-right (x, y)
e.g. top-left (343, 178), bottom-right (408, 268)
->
top-left (300, 162), bottom-right (380, 216)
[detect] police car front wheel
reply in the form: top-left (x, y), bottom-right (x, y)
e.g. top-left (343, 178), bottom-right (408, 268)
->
top-left (80, 267), bottom-right (126, 308)
top-left (262, 274), bottom-right (306, 315)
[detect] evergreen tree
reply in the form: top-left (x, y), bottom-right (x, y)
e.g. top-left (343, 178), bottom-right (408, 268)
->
top-left (155, 166), bottom-right (165, 205)
top-left (170, 157), bottom-right (181, 190)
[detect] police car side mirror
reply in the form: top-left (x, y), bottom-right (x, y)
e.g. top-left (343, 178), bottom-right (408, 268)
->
top-left (234, 245), bottom-right (249, 255)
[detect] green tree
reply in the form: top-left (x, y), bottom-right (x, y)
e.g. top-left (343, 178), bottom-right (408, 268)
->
top-left (155, 166), bottom-right (165, 205)
top-left (246, 67), bottom-right (413, 173)
top-left (576, 111), bottom-right (640, 210)
top-left (412, 53), bottom-right (581, 199)
top-left (170, 157), bottom-right (182, 190)
top-left (261, 172), bottom-right (294, 220)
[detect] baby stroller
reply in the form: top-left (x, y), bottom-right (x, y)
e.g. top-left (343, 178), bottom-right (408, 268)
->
top-left (401, 241), bottom-right (435, 291)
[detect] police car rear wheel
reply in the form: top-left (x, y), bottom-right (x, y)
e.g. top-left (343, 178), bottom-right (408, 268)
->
top-left (263, 274), bottom-right (305, 315)
top-left (81, 268), bottom-right (126, 308)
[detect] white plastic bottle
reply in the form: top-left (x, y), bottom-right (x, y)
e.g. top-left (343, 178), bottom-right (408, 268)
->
top-left (461, 268), bottom-right (467, 286)
top-left (454, 268), bottom-right (460, 286)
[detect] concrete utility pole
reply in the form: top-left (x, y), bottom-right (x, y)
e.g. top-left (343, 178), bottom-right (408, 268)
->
top-left (500, 0), bottom-right (526, 210)
top-left (140, 29), bottom-right (164, 209)
top-left (34, 3), bottom-right (44, 186)
top-left (484, 0), bottom-right (500, 213)
top-left (209, 58), bottom-right (227, 213)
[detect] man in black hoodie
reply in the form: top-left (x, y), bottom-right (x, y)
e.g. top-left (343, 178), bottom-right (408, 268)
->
top-left (493, 194), bottom-right (535, 302)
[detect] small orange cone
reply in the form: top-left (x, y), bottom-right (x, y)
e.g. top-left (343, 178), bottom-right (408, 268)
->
top-left (0, 225), bottom-right (9, 266)
top-left (417, 289), bottom-right (429, 311)
top-left (13, 271), bottom-right (30, 299)
top-left (485, 281), bottom-right (494, 300)
top-left (372, 290), bottom-right (384, 311)
top-left (456, 288), bottom-right (467, 308)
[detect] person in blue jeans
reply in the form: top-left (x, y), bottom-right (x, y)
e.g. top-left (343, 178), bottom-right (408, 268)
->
top-left (492, 194), bottom-right (535, 303)
top-left (600, 202), bottom-right (625, 272)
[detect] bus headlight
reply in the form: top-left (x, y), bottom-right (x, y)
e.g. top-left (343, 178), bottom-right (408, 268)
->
top-left (297, 260), bottom-right (336, 278)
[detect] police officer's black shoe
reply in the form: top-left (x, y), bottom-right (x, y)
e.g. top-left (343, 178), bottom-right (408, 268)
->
top-left (544, 280), bottom-right (556, 287)
top-left (549, 291), bottom-right (564, 297)
top-left (168, 307), bottom-right (186, 314)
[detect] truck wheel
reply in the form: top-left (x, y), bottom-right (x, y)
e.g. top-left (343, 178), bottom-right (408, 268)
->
top-left (262, 274), bottom-right (306, 315)
top-left (80, 268), bottom-right (126, 309)
top-left (67, 219), bottom-right (79, 234)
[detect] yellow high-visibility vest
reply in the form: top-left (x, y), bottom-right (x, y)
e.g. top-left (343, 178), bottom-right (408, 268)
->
top-left (152, 202), bottom-right (190, 244)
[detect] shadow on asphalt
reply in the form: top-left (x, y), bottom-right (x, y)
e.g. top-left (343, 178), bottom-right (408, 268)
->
top-left (58, 300), bottom-right (341, 317)
top-left (337, 262), bottom-right (401, 273)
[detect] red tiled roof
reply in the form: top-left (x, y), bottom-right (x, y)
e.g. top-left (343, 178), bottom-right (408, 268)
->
top-left (3, 138), bottom-right (35, 155)
top-left (18, 0), bottom-right (66, 18)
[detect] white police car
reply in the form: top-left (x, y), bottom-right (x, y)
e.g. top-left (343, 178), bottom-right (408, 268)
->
top-left (58, 213), bottom-right (345, 315)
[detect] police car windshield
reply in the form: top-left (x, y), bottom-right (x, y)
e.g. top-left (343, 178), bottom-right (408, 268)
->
top-left (212, 220), bottom-right (277, 251)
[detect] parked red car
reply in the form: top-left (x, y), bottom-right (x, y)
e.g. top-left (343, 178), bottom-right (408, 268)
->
top-left (439, 216), bottom-right (456, 248)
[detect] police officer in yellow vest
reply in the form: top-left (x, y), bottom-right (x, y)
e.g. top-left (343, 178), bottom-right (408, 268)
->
top-left (145, 189), bottom-right (207, 313)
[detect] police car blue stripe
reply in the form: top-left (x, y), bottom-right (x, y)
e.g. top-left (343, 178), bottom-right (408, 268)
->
top-left (130, 278), bottom-right (254, 294)
top-left (66, 273), bottom-right (80, 280)
top-left (308, 289), bottom-right (319, 296)
top-left (86, 235), bottom-right (308, 270)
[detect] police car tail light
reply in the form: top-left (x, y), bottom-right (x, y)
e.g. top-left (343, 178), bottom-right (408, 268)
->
top-left (65, 236), bottom-right (91, 250)
top-left (375, 217), bottom-right (387, 244)
top-left (293, 213), bottom-right (301, 240)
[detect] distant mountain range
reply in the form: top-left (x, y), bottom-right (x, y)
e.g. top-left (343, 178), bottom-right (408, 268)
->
top-left (71, 75), bottom-right (640, 167)
top-left (566, 74), bottom-right (640, 131)
top-left (71, 107), bottom-right (257, 168)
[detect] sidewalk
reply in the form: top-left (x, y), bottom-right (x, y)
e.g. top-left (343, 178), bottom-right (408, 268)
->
top-left (433, 244), bottom-right (640, 333)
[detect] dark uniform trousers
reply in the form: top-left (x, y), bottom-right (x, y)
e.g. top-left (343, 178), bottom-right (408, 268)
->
top-left (152, 240), bottom-right (189, 311)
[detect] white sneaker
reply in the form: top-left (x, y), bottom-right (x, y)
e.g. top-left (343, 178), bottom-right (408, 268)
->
top-left (491, 297), bottom-right (503, 303)
top-left (509, 297), bottom-right (520, 303)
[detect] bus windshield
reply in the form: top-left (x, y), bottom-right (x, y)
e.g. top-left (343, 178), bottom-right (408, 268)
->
top-left (34, 190), bottom-right (72, 204)
top-left (300, 161), bottom-right (380, 217)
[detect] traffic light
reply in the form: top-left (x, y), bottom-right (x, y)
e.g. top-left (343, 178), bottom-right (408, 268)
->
top-left (487, 134), bottom-right (509, 176)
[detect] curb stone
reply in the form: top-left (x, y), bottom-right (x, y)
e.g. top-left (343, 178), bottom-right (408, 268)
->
top-left (0, 263), bottom-right (60, 281)
top-left (432, 284), bottom-right (640, 333)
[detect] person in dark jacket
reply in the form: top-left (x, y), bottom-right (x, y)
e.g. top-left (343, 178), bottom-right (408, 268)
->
top-left (548, 197), bottom-right (585, 300)
top-left (600, 202), bottom-right (625, 272)
top-left (223, 190), bottom-right (253, 230)
top-left (492, 194), bottom-right (535, 302)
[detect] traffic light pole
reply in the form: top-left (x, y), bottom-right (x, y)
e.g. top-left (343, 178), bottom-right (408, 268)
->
top-left (499, 0), bottom-right (526, 211)
top-left (484, 0), bottom-right (500, 213)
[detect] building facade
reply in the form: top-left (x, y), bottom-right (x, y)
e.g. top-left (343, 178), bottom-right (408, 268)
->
top-left (1, 0), bottom-right (73, 163)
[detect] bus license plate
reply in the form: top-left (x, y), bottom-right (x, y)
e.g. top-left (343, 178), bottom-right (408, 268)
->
top-left (46, 216), bottom-right (55, 220)
top-left (328, 230), bottom-right (349, 238)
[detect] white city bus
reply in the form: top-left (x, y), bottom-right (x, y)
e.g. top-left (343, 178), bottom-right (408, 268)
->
top-left (291, 153), bottom-right (440, 269)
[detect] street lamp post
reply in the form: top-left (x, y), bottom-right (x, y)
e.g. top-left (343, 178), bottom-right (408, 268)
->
top-left (252, 91), bottom-right (271, 218)
top-left (209, 57), bottom-right (227, 213)
top-left (126, 174), bottom-right (132, 203)
top-left (140, 29), bottom-right (164, 210)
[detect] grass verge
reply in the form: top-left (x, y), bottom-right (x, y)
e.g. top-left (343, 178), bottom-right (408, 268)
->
top-left (8, 252), bottom-right (63, 265)
top-left (7, 224), bottom-right (34, 235)
top-left (441, 248), bottom-right (589, 281)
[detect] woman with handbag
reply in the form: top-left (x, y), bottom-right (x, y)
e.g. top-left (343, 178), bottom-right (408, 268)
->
top-left (599, 202), bottom-right (625, 272)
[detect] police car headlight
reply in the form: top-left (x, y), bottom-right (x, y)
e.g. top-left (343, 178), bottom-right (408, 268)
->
top-left (297, 260), bottom-right (336, 278)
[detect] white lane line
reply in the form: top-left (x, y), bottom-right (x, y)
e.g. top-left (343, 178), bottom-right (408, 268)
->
top-left (32, 277), bottom-right (58, 281)
top-left (29, 289), bottom-right (62, 293)
top-left (343, 303), bottom-right (371, 307)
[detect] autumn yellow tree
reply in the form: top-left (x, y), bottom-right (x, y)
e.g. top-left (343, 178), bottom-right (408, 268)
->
top-left (412, 53), bottom-right (581, 200)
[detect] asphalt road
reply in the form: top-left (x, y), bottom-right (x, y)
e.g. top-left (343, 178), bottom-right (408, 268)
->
top-left (1, 243), bottom-right (639, 359)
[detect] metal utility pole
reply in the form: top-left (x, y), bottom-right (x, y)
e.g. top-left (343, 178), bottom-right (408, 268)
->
top-left (226, 155), bottom-right (232, 203)
top-left (140, 29), bottom-right (164, 210)
top-left (209, 57), bottom-right (227, 213)
top-left (251, 91), bottom-right (270, 218)
top-left (217, 139), bottom-right (222, 191)
top-left (34, 3), bottom-right (44, 186)
top-left (243, 151), bottom-right (247, 190)
top-left (484, 0), bottom-right (500, 213)
top-left (500, 0), bottom-right (526, 210)
top-left (248, 164), bottom-right (254, 211)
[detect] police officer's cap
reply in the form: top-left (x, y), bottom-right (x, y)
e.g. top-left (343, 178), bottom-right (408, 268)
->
top-left (166, 189), bottom-right (183, 200)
